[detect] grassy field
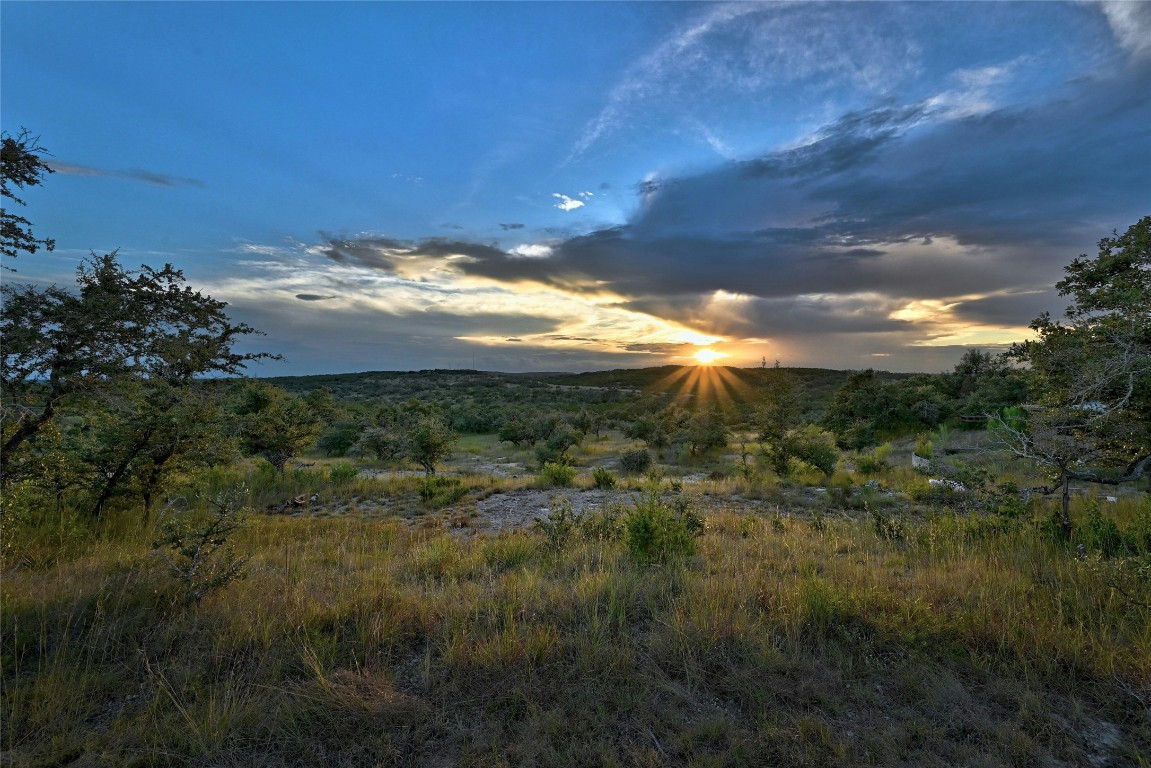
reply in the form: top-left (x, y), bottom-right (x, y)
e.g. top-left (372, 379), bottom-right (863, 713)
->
top-left (3, 458), bottom-right (1150, 767)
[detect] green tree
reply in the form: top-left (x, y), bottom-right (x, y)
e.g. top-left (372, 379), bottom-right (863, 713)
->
top-left (1, 128), bottom-right (55, 265)
top-left (997, 216), bottom-right (1151, 531)
top-left (755, 371), bottom-right (805, 475)
top-left (2, 252), bottom-right (273, 487)
top-left (403, 415), bottom-right (456, 475)
top-left (682, 406), bottom-right (729, 456)
top-left (234, 383), bottom-right (324, 474)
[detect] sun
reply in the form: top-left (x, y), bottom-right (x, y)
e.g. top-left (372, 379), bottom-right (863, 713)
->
top-left (693, 347), bottom-right (727, 365)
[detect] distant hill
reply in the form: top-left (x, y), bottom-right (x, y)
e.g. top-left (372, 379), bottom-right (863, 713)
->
top-left (258, 365), bottom-right (920, 417)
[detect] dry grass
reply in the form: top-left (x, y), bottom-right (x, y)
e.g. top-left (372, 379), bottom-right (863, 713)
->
top-left (4, 485), bottom-right (1150, 767)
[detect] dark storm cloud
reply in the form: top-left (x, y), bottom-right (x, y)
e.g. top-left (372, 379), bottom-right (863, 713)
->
top-left (312, 65), bottom-right (1147, 344)
top-left (47, 161), bottom-right (204, 188)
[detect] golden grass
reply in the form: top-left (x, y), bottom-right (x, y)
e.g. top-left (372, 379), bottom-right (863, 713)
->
top-left (3, 491), bottom-right (1150, 766)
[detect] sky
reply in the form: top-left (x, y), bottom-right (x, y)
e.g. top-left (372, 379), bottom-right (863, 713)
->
top-left (2, 1), bottom-right (1149, 376)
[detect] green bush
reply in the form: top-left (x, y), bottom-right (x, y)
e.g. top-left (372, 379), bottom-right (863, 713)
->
top-left (539, 461), bottom-right (578, 487)
top-left (914, 433), bottom-right (933, 459)
top-left (856, 443), bottom-right (892, 474)
top-left (418, 475), bottom-right (465, 507)
top-left (623, 492), bottom-right (702, 564)
top-left (592, 466), bottom-right (616, 489)
top-left (153, 485), bottom-right (249, 604)
top-left (620, 447), bottom-right (653, 474)
top-left (328, 462), bottom-right (360, 484)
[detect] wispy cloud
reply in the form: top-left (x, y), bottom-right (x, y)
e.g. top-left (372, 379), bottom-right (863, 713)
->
top-left (46, 161), bottom-right (203, 188)
top-left (1098, 0), bottom-right (1151, 60)
top-left (566, 2), bottom-right (918, 163)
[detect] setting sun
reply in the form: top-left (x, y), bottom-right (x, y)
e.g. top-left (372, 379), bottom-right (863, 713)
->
top-left (693, 347), bottom-right (727, 365)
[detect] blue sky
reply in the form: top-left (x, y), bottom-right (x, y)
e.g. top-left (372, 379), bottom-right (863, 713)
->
top-left (3, 1), bottom-right (1148, 375)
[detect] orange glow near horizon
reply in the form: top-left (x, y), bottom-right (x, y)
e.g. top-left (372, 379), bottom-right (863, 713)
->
top-left (693, 347), bottom-right (728, 365)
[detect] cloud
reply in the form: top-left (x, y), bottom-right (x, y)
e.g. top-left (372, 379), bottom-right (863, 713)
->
top-left (552, 193), bottom-right (585, 212)
top-left (295, 293), bottom-right (337, 301)
top-left (499, 222), bottom-right (525, 230)
top-left (567, 2), bottom-right (919, 162)
top-left (1098, 1), bottom-right (1151, 60)
top-left (46, 161), bottom-right (203, 188)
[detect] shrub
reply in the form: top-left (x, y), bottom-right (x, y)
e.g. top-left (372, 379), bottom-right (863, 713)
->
top-left (856, 443), bottom-right (892, 474)
top-left (620, 447), bottom-right (652, 474)
top-left (536, 499), bottom-right (582, 553)
top-left (914, 433), bottom-right (933, 459)
top-left (623, 492), bottom-right (702, 564)
top-left (539, 461), bottom-right (577, 487)
top-left (581, 504), bottom-right (623, 541)
top-left (871, 508), bottom-right (905, 542)
top-left (418, 476), bottom-right (465, 507)
top-left (592, 466), bottom-right (616, 489)
top-left (328, 462), bottom-right (360, 485)
top-left (153, 485), bottom-right (249, 604)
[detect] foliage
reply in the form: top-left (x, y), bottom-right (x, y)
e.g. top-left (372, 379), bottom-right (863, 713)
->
top-left (755, 370), bottom-right (806, 474)
top-left (619, 447), bottom-right (653, 474)
top-left (353, 425), bottom-right (404, 461)
top-left (417, 475), bottom-right (465, 507)
top-left (785, 424), bottom-right (839, 477)
top-left (2, 252), bottom-right (273, 516)
top-left (534, 499), bottom-right (582, 553)
top-left (1, 128), bottom-right (55, 264)
top-left (317, 420), bottom-right (365, 457)
top-left (681, 406), bottom-right (729, 455)
top-left (403, 414), bottom-right (457, 475)
top-left (534, 424), bottom-right (579, 465)
top-left (152, 486), bottom-right (249, 604)
top-left (591, 466), bottom-right (616, 489)
top-left (997, 217), bottom-right (1151, 530)
top-left (855, 443), bottom-right (892, 474)
top-left (538, 461), bottom-right (577, 488)
top-left (328, 463), bottom-right (360, 485)
top-left (233, 382), bottom-right (324, 474)
top-left (914, 433), bottom-right (933, 459)
top-left (623, 491), bottom-right (703, 564)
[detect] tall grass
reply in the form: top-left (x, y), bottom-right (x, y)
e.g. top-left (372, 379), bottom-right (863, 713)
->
top-left (3, 491), bottom-right (1149, 766)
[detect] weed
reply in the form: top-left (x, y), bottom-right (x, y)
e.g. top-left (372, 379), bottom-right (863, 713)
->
top-left (592, 466), bottom-right (617, 489)
top-left (810, 511), bottom-right (827, 533)
top-left (152, 485), bottom-right (250, 604)
top-left (581, 504), bottom-right (623, 542)
top-left (871, 508), bottom-right (905, 542)
top-left (418, 476), bottom-right (466, 508)
top-left (535, 499), bottom-right (583, 554)
top-left (623, 491), bottom-right (701, 564)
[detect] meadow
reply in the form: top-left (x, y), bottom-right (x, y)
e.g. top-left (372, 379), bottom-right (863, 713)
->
top-left (3, 416), bottom-right (1150, 767)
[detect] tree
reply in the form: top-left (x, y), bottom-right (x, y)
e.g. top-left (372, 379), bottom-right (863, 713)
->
top-left (403, 415), bottom-right (456, 475)
top-left (996, 216), bottom-right (1151, 531)
top-left (233, 382), bottom-right (324, 474)
top-left (1, 128), bottom-right (55, 265)
top-left (682, 406), bottom-right (729, 456)
top-left (755, 371), bottom-right (805, 475)
top-left (2, 252), bottom-right (275, 487)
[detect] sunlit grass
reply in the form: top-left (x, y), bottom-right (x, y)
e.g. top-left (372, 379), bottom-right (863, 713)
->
top-left (4, 486), bottom-right (1149, 765)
